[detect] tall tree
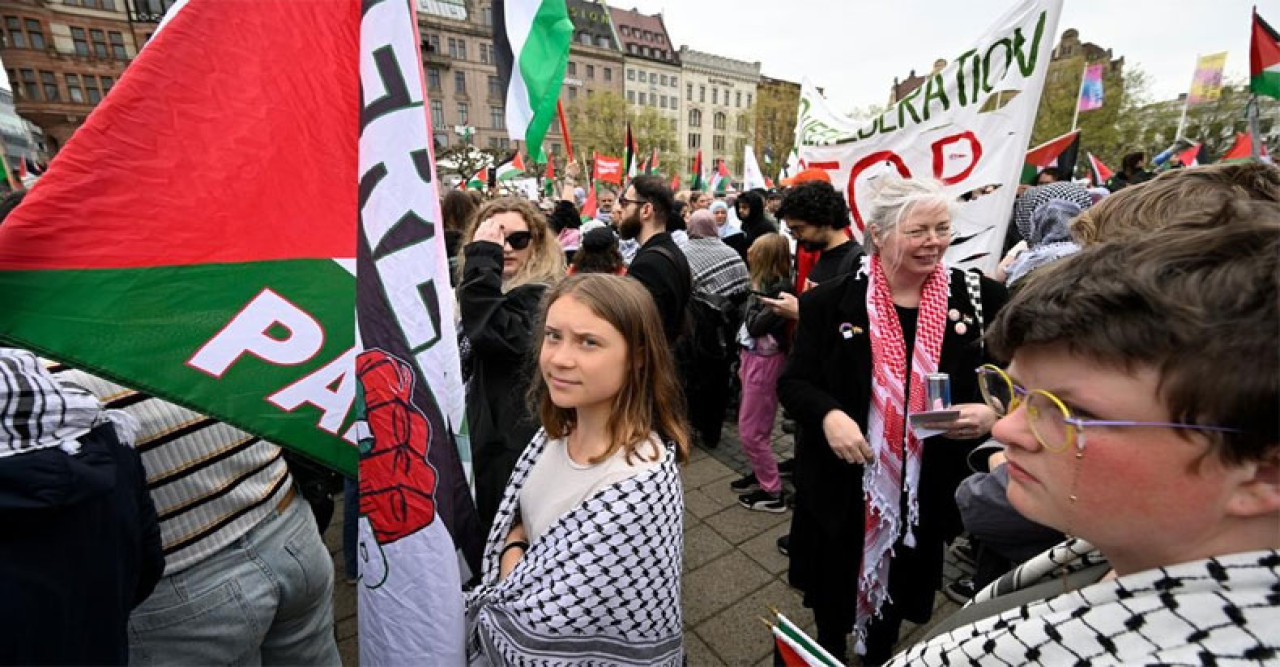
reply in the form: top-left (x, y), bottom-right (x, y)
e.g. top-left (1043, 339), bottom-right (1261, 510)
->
top-left (562, 92), bottom-right (678, 176)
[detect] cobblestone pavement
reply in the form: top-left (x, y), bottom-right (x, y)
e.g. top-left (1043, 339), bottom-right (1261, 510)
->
top-left (322, 412), bottom-right (972, 666)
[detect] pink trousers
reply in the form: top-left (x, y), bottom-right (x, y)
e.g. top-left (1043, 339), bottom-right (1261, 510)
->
top-left (737, 349), bottom-right (786, 494)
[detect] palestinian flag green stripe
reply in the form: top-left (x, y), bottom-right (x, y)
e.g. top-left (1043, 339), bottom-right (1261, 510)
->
top-left (0, 260), bottom-right (357, 475)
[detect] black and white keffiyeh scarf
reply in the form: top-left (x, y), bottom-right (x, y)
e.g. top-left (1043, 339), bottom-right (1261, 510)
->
top-left (464, 430), bottom-right (684, 666)
top-left (887, 538), bottom-right (1280, 666)
top-left (0, 348), bottom-right (103, 459)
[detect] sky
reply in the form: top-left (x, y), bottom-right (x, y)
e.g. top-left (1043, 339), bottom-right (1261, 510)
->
top-left (618, 0), bottom-right (1260, 113)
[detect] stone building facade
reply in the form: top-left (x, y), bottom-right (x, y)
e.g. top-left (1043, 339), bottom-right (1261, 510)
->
top-left (678, 46), bottom-right (758, 175)
top-left (608, 6), bottom-right (681, 145)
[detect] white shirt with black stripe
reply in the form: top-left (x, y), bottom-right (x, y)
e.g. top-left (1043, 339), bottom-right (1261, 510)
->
top-left (51, 364), bottom-right (293, 575)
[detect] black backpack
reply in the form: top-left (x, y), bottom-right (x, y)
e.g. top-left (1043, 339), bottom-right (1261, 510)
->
top-left (651, 245), bottom-right (740, 362)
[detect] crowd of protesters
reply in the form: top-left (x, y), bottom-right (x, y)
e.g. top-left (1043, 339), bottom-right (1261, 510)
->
top-left (1, 156), bottom-right (1277, 665)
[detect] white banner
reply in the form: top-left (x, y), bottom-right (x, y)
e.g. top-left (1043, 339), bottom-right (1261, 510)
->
top-left (796, 0), bottom-right (1062, 272)
top-left (743, 144), bottom-right (767, 191)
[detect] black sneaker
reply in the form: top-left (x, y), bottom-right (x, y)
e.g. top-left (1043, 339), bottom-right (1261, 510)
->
top-left (776, 534), bottom-right (790, 556)
top-left (729, 473), bottom-right (759, 493)
top-left (739, 489), bottom-right (787, 513)
top-left (949, 537), bottom-right (978, 567)
top-left (777, 458), bottom-right (796, 478)
top-left (944, 578), bottom-right (977, 604)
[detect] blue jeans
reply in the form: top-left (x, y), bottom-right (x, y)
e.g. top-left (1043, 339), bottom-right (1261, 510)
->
top-left (127, 493), bottom-right (341, 666)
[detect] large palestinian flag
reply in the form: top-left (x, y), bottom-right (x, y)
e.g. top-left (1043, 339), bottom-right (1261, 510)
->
top-left (493, 0), bottom-right (573, 162)
top-left (0, 0), bottom-right (481, 661)
top-left (1251, 9), bottom-right (1280, 100)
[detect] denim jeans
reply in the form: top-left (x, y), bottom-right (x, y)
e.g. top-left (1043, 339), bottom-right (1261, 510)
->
top-left (127, 493), bottom-right (341, 666)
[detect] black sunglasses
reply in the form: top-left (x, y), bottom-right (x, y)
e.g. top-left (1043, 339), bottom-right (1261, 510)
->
top-left (618, 195), bottom-right (649, 208)
top-left (504, 231), bottom-right (533, 250)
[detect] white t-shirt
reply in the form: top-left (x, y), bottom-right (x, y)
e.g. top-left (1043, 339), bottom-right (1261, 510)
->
top-left (519, 433), bottom-right (664, 543)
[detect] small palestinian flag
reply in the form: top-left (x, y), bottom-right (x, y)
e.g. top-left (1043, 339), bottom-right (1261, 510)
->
top-left (494, 150), bottom-right (525, 182)
top-left (771, 612), bottom-right (841, 666)
top-left (493, 0), bottom-right (572, 161)
top-left (1022, 130), bottom-right (1080, 184)
top-left (690, 150), bottom-right (705, 191)
top-left (647, 147), bottom-right (659, 175)
top-left (467, 166), bottom-right (490, 189)
top-left (1252, 9), bottom-right (1280, 100)
top-left (624, 122), bottom-right (639, 180)
top-left (709, 158), bottom-right (730, 194)
top-left (1174, 142), bottom-right (1210, 168)
top-left (1220, 132), bottom-right (1269, 162)
top-left (1086, 152), bottom-right (1113, 187)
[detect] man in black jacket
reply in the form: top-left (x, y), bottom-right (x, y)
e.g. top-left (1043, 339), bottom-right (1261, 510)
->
top-left (618, 175), bottom-right (691, 343)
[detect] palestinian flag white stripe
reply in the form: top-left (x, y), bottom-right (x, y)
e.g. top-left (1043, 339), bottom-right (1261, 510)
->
top-left (494, 0), bottom-right (572, 161)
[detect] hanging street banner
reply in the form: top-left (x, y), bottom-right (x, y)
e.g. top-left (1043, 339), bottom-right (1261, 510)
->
top-left (1187, 52), bottom-right (1229, 106)
top-left (0, 0), bottom-right (482, 662)
top-left (793, 0), bottom-right (1062, 271)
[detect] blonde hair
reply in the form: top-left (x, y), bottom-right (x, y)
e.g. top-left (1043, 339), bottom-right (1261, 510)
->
top-left (529, 274), bottom-right (690, 464)
top-left (864, 176), bottom-right (954, 254)
top-left (748, 233), bottom-right (791, 289)
top-left (458, 197), bottom-right (565, 290)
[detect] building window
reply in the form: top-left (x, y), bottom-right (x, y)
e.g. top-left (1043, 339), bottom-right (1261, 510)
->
top-left (427, 67), bottom-right (441, 91)
top-left (20, 69), bottom-right (38, 100)
top-left (686, 83), bottom-right (692, 101)
top-left (687, 133), bottom-right (700, 149)
top-left (481, 5), bottom-right (492, 25)
top-left (747, 93), bottom-right (752, 106)
top-left (596, 35), bottom-right (609, 48)
top-left (736, 91), bottom-right (741, 107)
top-left (41, 71), bottom-right (59, 101)
top-left (713, 135), bottom-right (725, 151)
top-left (586, 64), bottom-right (594, 80)
top-left (659, 74), bottom-right (667, 86)
top-left (487, 75), bottom-right (501, 99)
top-left (627, 68), bottom-right (634, 81)
top-left (627, 90), bottom-right (635, 103)
top-left (578, 32), bottom-right (591, 46)
top-left (659, 95), bottom-right (666, 109)
top-left (85, 75), bottom-right (102, 103)
top-left (603, 67), bottom-right (612, 81)
top-left (454, 70), bottom-right (466, 94)
top-left (479, 42), bottom-right (490, 64)
top-left (447, 37), bottom-right (456, 58)
top-left (430, 100), bottom-right (444, 128)
top-left (712, 88), bottom-right (718, 105)
top-left (90, 29), bottom-right (107, 58)
top-left (567, 61), bottom-right (576, 76)
top-left (490, 106), bottom-right (504, 129)
top-left (699, 85), bottom-right (705, 103)
top-left (25, 19), bottom-right (44, 50)
top-left (714, 112), bottom-right (727, 130)
top-left (109, 31), bottom-right (126, 59)
top-left (99, 75), bottom-right (113, 93)
top-left (65, 73), bottom-right (84, 103)
top-left (423, 34), bottom-right (440, 54)
top-left (737, 115), bottom-right (749, 132)
top-left (457, 40), bottom-right (467, 61)
top-left (71, 27), bottom-right (88, 56)
top-left (638, 71), bottom-right (646, 83)
top-left (638, 92), bottom-right (645, 106)
top-left (6, 18), bottom-right (27, 49)
top-left (689, 108), bottom-right (701, 127)
top-left (5, 69), bottom-right (16, 99)
top-left (457, 102), bottom-right (468, 125)
top-left (568, 86), bottom-right (576, 100)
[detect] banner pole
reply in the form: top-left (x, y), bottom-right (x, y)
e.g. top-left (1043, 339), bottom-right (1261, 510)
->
top-left (1248, 94), bottom-right (1262, 160)
top-left (1176, 55), bottom-right (1196, 140)
top-left (1071, 60), bottom-right (1087, 132)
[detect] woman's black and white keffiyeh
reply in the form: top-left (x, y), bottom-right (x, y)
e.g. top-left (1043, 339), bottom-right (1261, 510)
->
top-left (465, 430), bottom-right (684, 666)
top-left (887, 538), bottom-right (1280, 666)
top-left (0, 348), bottom-right (103, 459)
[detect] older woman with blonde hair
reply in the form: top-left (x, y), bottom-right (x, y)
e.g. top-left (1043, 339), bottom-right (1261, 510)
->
top-left (779, 177), bottom-right (1008, 663)
top-left (458, 197), bottom-right (565, 533)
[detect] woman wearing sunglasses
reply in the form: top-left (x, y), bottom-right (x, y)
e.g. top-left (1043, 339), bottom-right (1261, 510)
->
top-left (777, 177), bottom-right (1009, 664)
top-left (887, 207), bottom-right (1280, 665)
top-left (458, 197), bottom-right (565, 534)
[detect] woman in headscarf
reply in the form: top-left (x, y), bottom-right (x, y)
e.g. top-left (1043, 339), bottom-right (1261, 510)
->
top-left (1002, 199), bottom-right (1082, 287)
top-left (999, 181), bottom-right (1093, 281)
top-left (735, 189), bottom-right (778, 250)
top-left (711, 200), bottom-right (748, 258)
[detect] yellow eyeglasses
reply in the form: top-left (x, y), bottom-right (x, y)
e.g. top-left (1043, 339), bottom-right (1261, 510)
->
top-left (975, 364), bottom-right (1242, 453)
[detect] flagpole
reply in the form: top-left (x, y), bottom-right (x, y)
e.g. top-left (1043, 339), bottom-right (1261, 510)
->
top-left (1071, 60), bottom-right (1088, 132)
top-left (1248, 94), bottom-right (1262, 160)
top-left (1176, 55), bottom-right (1197, 141)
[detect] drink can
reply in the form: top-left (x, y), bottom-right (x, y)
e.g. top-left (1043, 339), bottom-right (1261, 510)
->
top-left (926, 373), bottom-right (951, 410)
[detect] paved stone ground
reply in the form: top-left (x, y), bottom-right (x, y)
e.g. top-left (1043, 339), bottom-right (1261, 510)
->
top-left (321, 413), bottom-right (972, 666)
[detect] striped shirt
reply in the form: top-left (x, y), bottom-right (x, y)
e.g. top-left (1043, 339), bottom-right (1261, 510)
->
top-left (51, 364), bottom-right (292, 575)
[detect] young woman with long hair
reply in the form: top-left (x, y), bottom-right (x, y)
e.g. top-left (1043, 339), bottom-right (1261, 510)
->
top-left (457, 197), bottom-right (565, 534)
top-left (465, 274), bottom-right (688, 665)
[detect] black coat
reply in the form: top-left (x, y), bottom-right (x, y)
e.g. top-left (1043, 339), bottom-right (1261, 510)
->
top-left (0, 424), bottom-right (164, 665)
top-left (459, 242), bottom-right (548, 533)
top-left (626, 232), bottom-right (691, 344)
top-left (778, 266), bottom-right (1007, 627)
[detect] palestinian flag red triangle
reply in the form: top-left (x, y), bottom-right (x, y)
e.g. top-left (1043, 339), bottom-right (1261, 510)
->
top-left (1022, 130), bottom-right (1080, 184)
top-left (0, 0), bottom-right (360, 473)
top-left (1087, 152), bottom-right (1113, 186)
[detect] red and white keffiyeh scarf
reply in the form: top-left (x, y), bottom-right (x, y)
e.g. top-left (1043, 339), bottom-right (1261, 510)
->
top-left (855, 255), bottom-right (950, 654)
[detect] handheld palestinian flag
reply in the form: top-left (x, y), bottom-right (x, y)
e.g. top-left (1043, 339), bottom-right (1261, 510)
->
top-left (1173, 142), bottom-right (1210, 168)
top-left (0, 0), bottom-right (483, 661)
top-left (709, 158), bottom-right (731, 194)
top-left (1022, 130), bottom-right (1079, 184)
top-left (771, 612), bottom-right (841, 666)
top-left (1220, 132), bottom-right (1269, 162)
top-left (495, 150), bottom-right (526, 181)
top-left (690, 149), bottom-right (705, 191)
top-left (467, 166), bottom-right (491, 189)
top-left (493, 0), bottom-right (572, 162)
top-left (647, 147), bottom-right (659, 175)
top-left (624, 122), bottom-right (639, 180)
top-left (1086, 152), bottom-right (1113, 186)
top-left (1251, 9), bottom-right (1280, 100)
